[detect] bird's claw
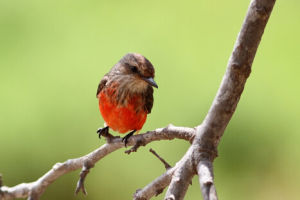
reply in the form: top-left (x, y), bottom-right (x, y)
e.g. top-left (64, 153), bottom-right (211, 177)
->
top-left (122, 130), bottom-right (136, 147)
top-left (122, 136), bottom-right (129, 147)
top-left (96, 126), bottom-right (109, 139)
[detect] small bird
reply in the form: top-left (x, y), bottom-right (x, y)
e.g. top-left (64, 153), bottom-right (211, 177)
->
top-left (96, 53), bottom-right (158, 146)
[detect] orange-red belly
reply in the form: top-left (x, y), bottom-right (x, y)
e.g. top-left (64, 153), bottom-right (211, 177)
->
top-left (98, 90), bottom-right (147, 133)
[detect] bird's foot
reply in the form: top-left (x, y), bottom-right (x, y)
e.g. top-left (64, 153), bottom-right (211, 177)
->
top-left (122, 130), bottom-right (136, 147)
top-left (97, 126), bottom-right (113, 139)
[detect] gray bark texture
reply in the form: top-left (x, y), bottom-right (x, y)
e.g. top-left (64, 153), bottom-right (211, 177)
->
top-left (164, 0), bottom-right (276, 199)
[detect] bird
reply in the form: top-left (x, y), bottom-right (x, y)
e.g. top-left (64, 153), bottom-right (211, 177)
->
top-left (96, 53), bottom-right (158, 146)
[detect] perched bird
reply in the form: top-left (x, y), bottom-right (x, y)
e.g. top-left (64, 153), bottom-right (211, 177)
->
top-left (96, 53), bottom-right (158, 146)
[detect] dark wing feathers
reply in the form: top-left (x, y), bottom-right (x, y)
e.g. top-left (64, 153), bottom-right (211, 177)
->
top-left (144, 86), bottom-right (154, 114)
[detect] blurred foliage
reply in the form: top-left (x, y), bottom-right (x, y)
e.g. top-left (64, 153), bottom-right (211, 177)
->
top-left (0, 0), bottom-right (299, 199)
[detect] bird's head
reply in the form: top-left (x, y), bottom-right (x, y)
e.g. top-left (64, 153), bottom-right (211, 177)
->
top-left (111, 53), bottom-right (158, 91)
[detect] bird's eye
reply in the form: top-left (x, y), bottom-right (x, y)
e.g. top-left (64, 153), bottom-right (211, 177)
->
top-left (130, 66), bottom-right (138, 73)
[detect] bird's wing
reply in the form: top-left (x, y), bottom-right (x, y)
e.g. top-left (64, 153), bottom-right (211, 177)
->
top-left (144, 86), bottom-right (154, 114)
top-left (96, 76), bottom-right (108, 98)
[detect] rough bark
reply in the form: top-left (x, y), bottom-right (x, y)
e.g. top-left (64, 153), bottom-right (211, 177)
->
top-left (164, 0), bottom-right (276, 199)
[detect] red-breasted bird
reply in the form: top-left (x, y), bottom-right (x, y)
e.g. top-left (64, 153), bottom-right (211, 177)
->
top-left (96, 53), bottom-right (158, 146)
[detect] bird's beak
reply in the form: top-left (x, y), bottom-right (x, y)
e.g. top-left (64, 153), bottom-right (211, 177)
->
top-left (143, 77), bottom-right (158, 88)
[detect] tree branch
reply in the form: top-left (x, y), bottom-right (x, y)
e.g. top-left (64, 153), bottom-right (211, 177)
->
top-left (164, 0), bottom-right (276, 199)
top-left (0, 125), bottom-right (195, 200)
top-left (134, 166), bottom-right (177, 200)
top-left (164, 147), bottom-right (195, 200)
top-left (197, 160), bottom-right (217, 200)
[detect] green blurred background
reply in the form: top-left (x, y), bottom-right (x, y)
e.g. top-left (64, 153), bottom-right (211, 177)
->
top-left (0, 0), bottom-right (299, 199)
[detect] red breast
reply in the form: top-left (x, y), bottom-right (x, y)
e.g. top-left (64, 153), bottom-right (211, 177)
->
top-left (98, 87), bottom-right (147, 133)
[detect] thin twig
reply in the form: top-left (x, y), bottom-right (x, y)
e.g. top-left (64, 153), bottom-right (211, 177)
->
top-left (75, 161), bottom-right (95, 195)
top-left (149, 148), bottom-right (171, 170)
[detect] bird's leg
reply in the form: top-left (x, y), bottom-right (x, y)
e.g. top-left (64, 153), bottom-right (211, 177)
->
top-left (96, 126), bottom-right (113, 139)
top-left (122, 130), bottom-right (136, 147)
